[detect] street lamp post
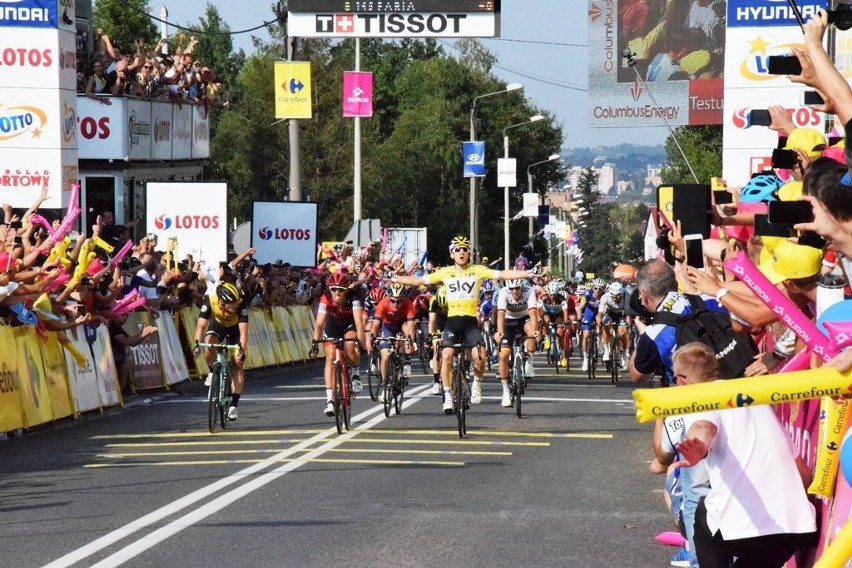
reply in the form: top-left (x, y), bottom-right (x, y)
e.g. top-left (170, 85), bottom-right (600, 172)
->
top-left (469, 83), bottom-right (523, 261)
top-left (502, 114), bottom-right (544, 267)
top-left (526, 154), bottom-right (561, 241)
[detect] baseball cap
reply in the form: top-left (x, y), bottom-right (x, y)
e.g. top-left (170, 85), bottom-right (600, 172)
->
top-left (777, 180), bottom-right (803, 202)
top-left (757, 241), bottom-right (822, 284)
top-left (784, 128), bottom-right (826, 157)
top-left (0, 251), bottom-right (22, 272)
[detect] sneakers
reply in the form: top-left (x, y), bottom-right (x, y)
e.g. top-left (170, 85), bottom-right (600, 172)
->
top-left (370, 361), bottom-right (378, 374)
top-left (350, 376), bottom-right (363, 393)
top-left (602, 346), bottom-right (611, 361)
top-left (442, 398), bottom-right (455, 414)
top-left (324, 400), bottom-right (335, 417)
top-left (431, 382), bottom-right (442, 395)
top-left (560, 356), bottom-right (568, 368)
top-left (204, 372), bottom-right (212, 387)
top-left (543, 336), bottom-right (550, 350)
top-left (620, 354), bottom-right (628, 369)
top-left (670, 545), bottom-right (690, 568)
top-left (227, 406), bottom-right (238, 421)
top-left (501, 390), bottom-right (512, 407)
top-left (403, 363), bottom-right (411, 378)
top-left (524, 359), bottom-right (535, 377)
top-left (581, 357), bottom-right (589, 372)
top-left (378, 388), bottom-right (386, 403)
top-left (471, 380), bottom-right (482, 404)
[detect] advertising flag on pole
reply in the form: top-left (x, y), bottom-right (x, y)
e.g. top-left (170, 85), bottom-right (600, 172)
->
top-left (463, 141), bottom-right (485, 178)
top-left (274, 61), bottom-right (312, 119)
top-left (342, 71), bottom-right (373, 117)
top-left (497, 158), bottom-right (517, 187)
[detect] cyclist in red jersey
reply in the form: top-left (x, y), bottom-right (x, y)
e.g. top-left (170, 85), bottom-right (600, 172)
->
top-left (310, 271), bottom-right (367, 417)
top-left (369, 283), bottom-right (416, 402)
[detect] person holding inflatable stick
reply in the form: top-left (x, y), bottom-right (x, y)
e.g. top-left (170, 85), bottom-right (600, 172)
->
top-left (670, 342), bottom-right (817, 568)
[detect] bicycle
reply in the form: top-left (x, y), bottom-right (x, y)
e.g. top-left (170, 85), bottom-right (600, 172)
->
top-left (544, 322), bottom-right (562, 375)
top-left (607, 326), bottom-right (622, 384)
top-left (446, 343), bottom-right (474, 439)
top-left (198, 342), bottom-right (241, 433)
top-left (585, 327), bottom-right (599, 380)
top-left (508, 335), bottom-right (533, 418)
top-left (481, 319), bottom-right (497, 371)
top-left (414, 319), bottom-right (432, 375)
top-left (366, 348), bottom-right (382, 401)
top-left (314, 337), bottom-right (359, 434)
top-left (378, 336), bottom-right (410, 417)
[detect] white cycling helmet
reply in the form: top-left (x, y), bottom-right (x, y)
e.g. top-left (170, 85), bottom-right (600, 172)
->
top-left (504, 279), bottom-right (524, 290)
top-left (545, 281), bottom-right (562, 295)
top-left (592, 277), bottom-right (606, 290)
top-left (608, 282), bottom-right (623, 296)
top-left (576, 284), bottom-right (587, 294)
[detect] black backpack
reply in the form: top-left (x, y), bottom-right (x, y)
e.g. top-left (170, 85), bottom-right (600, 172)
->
top-left (653, 294), bottom-right (757, 379)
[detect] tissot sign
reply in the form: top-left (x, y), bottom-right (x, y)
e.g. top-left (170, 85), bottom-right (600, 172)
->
top-left (288, 12), bottom-right (498, 37)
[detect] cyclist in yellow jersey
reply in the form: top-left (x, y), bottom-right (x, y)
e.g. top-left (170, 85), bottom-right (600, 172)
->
top-left (193, 282), bottom-right (249, 421)
top-left (390, 236), bottom-right (542, 414)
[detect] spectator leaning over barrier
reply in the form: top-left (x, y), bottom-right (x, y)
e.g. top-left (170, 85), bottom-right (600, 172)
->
top-left (108, 311), bottom-right (158, 394)
top-left (672, 342), bottom-right (817, 567)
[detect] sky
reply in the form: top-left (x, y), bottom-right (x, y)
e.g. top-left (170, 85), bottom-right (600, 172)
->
top-left (158, 0), bottom-right (669, 150)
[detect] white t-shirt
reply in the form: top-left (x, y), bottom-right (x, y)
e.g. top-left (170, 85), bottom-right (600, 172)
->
top-left (684, 404), bottom-right (816, 540)
top-left (496, 286), bottom-right (537, 320)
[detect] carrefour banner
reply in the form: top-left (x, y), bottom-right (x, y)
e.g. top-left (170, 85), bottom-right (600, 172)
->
top-left (146, 182), bottom-right (228, 268)
top-left (342, 71), bottom-right (373, 117)
top-left (274, 61), bottom-right (312, 119)
top-left (251, 201), bottom-right (318, 267)
top-left (587, 0), bottom-right (724, 127)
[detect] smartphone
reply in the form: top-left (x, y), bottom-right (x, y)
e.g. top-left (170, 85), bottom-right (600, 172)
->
top-left (713, 190), bottom-right (733, 205)
top-left (767, 54), bottom-right (803, 75)
top-left (753, 214), bottom-right (793, 238)
top-left (769, 200), bottom-right (814, 224)
top-left (801, 90), bottom-right (825, 105)
top-left (8, 221), bottom-right (22, 229)
top-left (672, 184), bottom-right (712, 238)
top-left (771, 148), bottom-right (799, 169)
top-left (798, 232), bottom-right (827, 250)
top-left (13, 236), bottom-right (23, 244)
top-left (684, 234), bottom-right (704, 269)
top-left (748, 109), bottom-right (772, 126)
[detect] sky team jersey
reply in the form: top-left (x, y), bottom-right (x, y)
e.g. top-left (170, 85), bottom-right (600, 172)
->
top-left (199, 296), bottom-right (249, 328)
top-left (496, 286), bottom-right (538, 320)
top-left (425, 265), bottom-right (498, 318)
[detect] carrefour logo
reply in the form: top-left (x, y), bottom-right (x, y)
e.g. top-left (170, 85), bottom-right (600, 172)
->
top-left (739, 37), bottom-right (804, 81)
top-left (0, 104), bottom-right (48, 141)
top-left (258, 226), bottom-right (311, 240)
top-left (154, 214), bottom-right (220, 230)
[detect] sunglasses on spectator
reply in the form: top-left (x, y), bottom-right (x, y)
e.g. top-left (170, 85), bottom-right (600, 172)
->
top-left (144, 65), bottom-right (153, 69)
top-left (452, 247), bottom-right (470, 253)
top-left (329, 286), bottom-right (347, 293)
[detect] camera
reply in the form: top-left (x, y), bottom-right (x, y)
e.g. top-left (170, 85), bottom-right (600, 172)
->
top-left (828, 4), bottom-right (852, 31)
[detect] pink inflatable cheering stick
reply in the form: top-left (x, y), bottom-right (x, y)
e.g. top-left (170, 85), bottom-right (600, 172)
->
top-left (42, 272), bottom-right (70, 294)
top-left (108, 239), bottom-right (133, 269)
top-left (28, 214), bottom-right (57, 238)
top-left (380, 227), bottom-right (389, 264)
top-left (112, 288), bottom-right (141, 310)
top-left (44, 204), bottom-right (81, 250)
top-left (723, 251), bottom-right (837, 362)
top-left (112, 296), bottom-right (147, 316)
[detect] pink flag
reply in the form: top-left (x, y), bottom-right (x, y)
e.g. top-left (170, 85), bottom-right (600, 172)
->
top-left (342, 71), bottom-right (373, 117)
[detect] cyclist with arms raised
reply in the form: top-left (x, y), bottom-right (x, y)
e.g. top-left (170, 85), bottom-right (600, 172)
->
top-left (390, 236), bottom-right (541, 413)
top-left (193, 282), bottom-right (249, 422)
top-left (310, 271), bottom-right (367, 417)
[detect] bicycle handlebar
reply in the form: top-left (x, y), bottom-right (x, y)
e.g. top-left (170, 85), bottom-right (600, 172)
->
top-left (197, 342), bottom-right (243, 351)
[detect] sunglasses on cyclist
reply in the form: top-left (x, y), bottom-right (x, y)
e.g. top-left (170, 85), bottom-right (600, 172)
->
top-left (329, 286), bottom-right (347, 293)
top-left (452, 247), bottom-right (470, 254)
top-left (388, 297), bottom-right (402, 303)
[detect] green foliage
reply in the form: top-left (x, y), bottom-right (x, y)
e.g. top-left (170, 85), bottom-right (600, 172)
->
top-left (92, 0), bottom-right (158, 53)
top-left (660, 125), bottom-right (723, 185)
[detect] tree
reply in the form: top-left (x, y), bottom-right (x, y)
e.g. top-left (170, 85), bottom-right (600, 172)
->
top-left (660, 125), bottom-right (723, 185)
top-left (92, 0), bottom-right (158, 54)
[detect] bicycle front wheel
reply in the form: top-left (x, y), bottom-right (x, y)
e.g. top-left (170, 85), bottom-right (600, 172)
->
top-left (513, 351), bottom-right (524, 418)
top-left (220, 369), bottom-right (231, 429)
top-left (611, 339), bottom-right (620, 384)
top-left (394, 378), bottom-right (404, 415)
top-left (383, 359), bottom-right (395, 417)
top-left (207, 363), bottom-right (221, 433)
top-left (333, 364), bottom-right (344, 434)
top-left (368, 355), bottom-right (381, 401)
top-left (454, 365), bottom-right (467, 438)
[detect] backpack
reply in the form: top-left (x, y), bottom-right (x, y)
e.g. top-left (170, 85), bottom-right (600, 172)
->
top-left (652, 294), bottom-right (757, 380)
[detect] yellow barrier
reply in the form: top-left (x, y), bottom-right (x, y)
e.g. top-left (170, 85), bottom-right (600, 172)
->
top-left (0, 327), bottom-right (23, 432)
top-left (42, 333), bottom-right (73, 421)
top-left (15, 327), bottom-right (53, 428)
top-left (809, 397), bottom-right (851, 498)
top-left (633, 368), bottom-right (852, 423)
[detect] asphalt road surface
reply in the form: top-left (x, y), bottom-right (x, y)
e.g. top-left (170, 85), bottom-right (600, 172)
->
top-left (2, 348), bottom-right (677, 567)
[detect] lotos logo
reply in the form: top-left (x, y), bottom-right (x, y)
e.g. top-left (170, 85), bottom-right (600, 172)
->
top-left (732, 106), bottom-right (820, 129)
top-left (0, 104), bottom-right (48, 141)
top-left (154, 214), bottom-right (220, 230)
top-left (739, 37), bottom-right (805, 81)
top-left (259, 227), bottom-right (311, 240)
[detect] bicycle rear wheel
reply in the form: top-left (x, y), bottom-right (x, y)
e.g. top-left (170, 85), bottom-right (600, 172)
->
top-left (394, 378), bottom-right (404, 415)
top-left (207, 363), bottom-right (221, 433)
top-left (417, 334), bottom-right (430, 375)
top-left (454, 364), bottom-right (467, 438)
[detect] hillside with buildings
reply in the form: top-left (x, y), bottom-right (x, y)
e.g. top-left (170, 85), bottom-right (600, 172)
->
top-left (562, 144), bottom-right (665, 202)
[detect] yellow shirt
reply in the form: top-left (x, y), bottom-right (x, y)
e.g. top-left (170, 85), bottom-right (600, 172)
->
top-left (425, 264), bottom-right (497, 318)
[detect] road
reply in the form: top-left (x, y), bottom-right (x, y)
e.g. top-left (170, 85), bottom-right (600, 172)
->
top-left (1, 350), bottom-right (677, 567)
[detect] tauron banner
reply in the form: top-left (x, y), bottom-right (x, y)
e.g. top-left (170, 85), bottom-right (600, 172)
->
top-left (587, 0), bottom-right (724, 127)
top-left (342, 71), bottom-right (373, 117)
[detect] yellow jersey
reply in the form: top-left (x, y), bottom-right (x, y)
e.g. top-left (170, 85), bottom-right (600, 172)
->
top-left (425, 264), bottom-right (497, 318)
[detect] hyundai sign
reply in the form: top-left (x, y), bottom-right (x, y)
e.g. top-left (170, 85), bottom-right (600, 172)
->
top-left (463, 141), bottom-right (485, 178)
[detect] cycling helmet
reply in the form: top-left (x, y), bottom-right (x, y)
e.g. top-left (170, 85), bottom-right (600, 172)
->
top-left (369, 287), bottom-right (386, 304)
top-left (481, 280), bottom-right (496, 293)
top-left (326, 271), bottom-right (350, 288)
top-left (592, 277), bottom-right (606, 290)
top-left (576, 284), bottom-right (587, 294)
top-left (739, 172), bottom-right (784, 204)
top-left (545, 281), bottom-right (562, 296)
top-left (608, 282), bottom-right (623, 296)
top-left (435, 286), bottom-right (448, 308)
top-left (388, 282), bottom-right (406, 298)
top-left (448, 235), bottom-right (471, 251)
top-left (505, 279), bottom-right (524, 289)
top-left (415, 294), bottom-right (431, 312)
top-left (216, 282), bottom-right (241, 303)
